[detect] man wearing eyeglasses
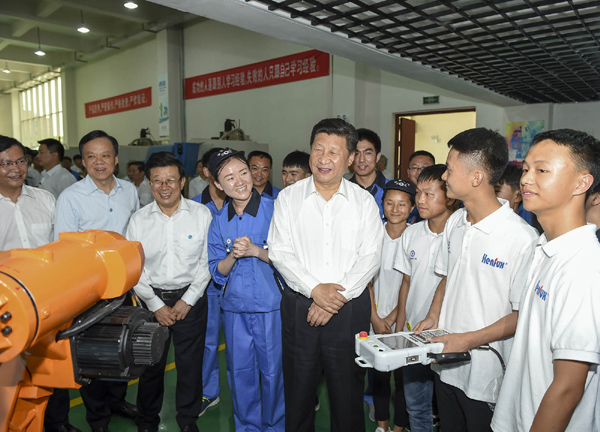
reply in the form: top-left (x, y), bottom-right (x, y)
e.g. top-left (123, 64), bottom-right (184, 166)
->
top-left (54, 130), bottom-right (139, 432)
top-left (127, 152), bottom-right (211, 432)
top-left (0, 135), bottom-right (82, 432)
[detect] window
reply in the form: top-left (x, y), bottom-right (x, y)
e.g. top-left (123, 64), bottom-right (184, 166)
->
top-left (20, 77), bottom-right (63, 148)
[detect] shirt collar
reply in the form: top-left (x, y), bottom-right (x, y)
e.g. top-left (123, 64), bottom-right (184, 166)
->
top-left (149, 196), bottom-right (191, 216)
top-left (348, 171), bottom-right (387, 197)
top-left (82, 174), bottom-right (122, 196)
top-left (540, 224), bottom-right (596, 257)
top-left (262, 181), bottom-right (274, 197)
top-left (200, 185), bottom-right (212, 205)
top-left (228, 188), bottom-right (261, 221)
top-left (457, 198), bottom-right (511, 234)
top-left (305, 176), bottom-right (349, 201)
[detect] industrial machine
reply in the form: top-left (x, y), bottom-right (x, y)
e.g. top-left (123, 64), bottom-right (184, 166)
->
top-left (0, 231), bottom-right (169, 432)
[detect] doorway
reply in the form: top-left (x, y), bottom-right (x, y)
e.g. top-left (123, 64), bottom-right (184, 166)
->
top-left (394, 109), bottom-right (476, 179)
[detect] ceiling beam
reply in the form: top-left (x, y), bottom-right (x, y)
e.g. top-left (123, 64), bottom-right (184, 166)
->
top-left (0, 24), bottom-right (99, 53)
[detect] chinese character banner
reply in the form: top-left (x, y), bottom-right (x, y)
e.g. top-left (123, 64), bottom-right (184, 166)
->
top-left (185, 49), bottom-right (330, 100)
top-left (85, 87), bottom-right (152, 118)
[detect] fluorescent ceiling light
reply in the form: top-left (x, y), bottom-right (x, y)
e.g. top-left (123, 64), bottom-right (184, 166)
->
top-left (124, 2), bottom-right (138, 9)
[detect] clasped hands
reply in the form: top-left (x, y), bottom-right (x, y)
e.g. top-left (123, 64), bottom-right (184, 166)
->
top-left (307, 283), bottom-right (348, 327)
top-left (231, 235), bottom-right (260, 259)
top-left (154, 299), bottom-right (191, 327)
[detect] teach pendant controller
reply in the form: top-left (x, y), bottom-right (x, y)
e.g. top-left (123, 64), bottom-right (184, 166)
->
top-left (355, 329), bottom-right (471, 372)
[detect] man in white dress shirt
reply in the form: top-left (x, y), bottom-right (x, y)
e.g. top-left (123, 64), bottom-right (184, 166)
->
top-left (268, 118), bottom-right (384, 432)
top-left (127, 152), bottom-right (212, 432)
top-left (0, 135), bottom-right (81, 432)
top-left (38, 138), bottom-right (76, 198)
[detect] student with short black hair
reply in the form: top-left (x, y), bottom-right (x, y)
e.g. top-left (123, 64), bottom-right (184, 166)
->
top-left (495, 164), bottom-right (531, 223)
top-left (369, 179), bottom-right (415, 432)
top-left (281, 150), bottom-right (311, 188)
top-left (491, 129), bottom-right (600, 432)
top-left (248, 150), bottom-right (280, 199)
top-left (395, 164), bottom-right (455, 432)
top-left (208, 148), bottom-right (284, 431)
top-left (414, 128), bottom-right (538, 432)
top-left (350, 128), bottom-right (389, 218)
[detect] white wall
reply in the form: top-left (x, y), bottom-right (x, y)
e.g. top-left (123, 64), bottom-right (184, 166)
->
top-left (0, 94), bottom-right (12, 137)
top-left (183, 20), bottom-right (332, 188)
top-left (553, 101), bottom-right (600, 138)
top-left (72, 38), bottom-right (158, 149)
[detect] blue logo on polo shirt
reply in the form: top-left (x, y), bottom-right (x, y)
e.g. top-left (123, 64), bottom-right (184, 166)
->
top-left (410, 250), bottom-right (416, 260)
top-left (534, 280), bottom-right (548, 301)
top-left (481, 254), bottom-right (507, 269)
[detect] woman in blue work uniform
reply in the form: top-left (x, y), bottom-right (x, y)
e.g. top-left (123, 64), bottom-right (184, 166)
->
top-left (207, 148), bottom-right (284, 432)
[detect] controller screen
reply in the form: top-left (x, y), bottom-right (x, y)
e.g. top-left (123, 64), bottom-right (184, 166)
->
top-left (377, 335), bottom-right (419, 350)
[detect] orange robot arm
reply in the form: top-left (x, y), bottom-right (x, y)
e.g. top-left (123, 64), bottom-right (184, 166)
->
top-left (0, 230), bottom-right (167, 432)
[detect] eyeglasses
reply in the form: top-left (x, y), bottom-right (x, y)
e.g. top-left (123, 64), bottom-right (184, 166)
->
top-left (150, 178), bottom-right (180, 187)
top-left (408, 165), bottom-right (428, 172)
top-left (0, 159), bottom-right (28, 168)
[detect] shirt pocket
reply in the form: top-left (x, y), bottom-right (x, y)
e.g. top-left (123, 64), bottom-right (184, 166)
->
top-left (178, 231), bottom-right (203, 258)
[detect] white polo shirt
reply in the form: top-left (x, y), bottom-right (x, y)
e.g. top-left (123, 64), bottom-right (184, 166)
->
top-left (0, 185), bottom-right (55, 250)
top-left (433, 199), bottom-right (538, 403)
top-left (372, 227), bottom-right (403, 323)
top-left (491, 224), bottom-right (600, 432)
top-left (393, 220), bottom-right (444, 332)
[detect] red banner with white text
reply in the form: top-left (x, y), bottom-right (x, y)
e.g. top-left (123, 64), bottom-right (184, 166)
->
top-left (185, 50), bottom-right (330, 99)
top-left (85, 87), bottom-right (152, 118)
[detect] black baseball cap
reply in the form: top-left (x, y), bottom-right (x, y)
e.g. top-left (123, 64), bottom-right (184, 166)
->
top-left (208, 147), bottom-right (245, 178)
top-left (384, 179), bottom-right (416, 196)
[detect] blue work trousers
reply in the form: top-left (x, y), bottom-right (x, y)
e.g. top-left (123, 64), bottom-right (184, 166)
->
top-left (222, 310), bottom-right (284, 432)
top-left (202, 288), bottom-right (222, 399)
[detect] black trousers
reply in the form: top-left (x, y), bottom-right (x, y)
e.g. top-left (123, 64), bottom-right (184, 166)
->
top-left (281, 288), bottom-right (370, 432)
top-left (44, 388), bottom-right (70, 428)
top-left (79, 379), bottom-right (128, 429)
top-left (373, 369), bottom-right (408, 428)
top-left (136, 293), bottom-right (208, 430)
top-left (434, 373), bottom-right (493, 432)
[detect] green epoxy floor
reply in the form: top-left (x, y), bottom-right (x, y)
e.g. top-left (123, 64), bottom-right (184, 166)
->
top-left (64, 338), bottom-right (381, 432)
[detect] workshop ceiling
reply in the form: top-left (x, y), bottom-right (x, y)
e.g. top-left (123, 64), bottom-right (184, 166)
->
top-left (0, 0), bottom-right (192, 92)
top-left (4, 0), bottom-right (600, 105)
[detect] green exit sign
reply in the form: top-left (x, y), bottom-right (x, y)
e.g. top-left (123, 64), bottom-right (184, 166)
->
top-left (423, 95), bottom-right (439, 104)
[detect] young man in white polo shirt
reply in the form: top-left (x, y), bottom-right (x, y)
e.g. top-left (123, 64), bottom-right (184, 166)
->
top-left (394, 164), bottom-right (455, 432)
top-left (491, 129), bottom-right (600, 432)
top-left (414, 128), bottom-right (538, 431)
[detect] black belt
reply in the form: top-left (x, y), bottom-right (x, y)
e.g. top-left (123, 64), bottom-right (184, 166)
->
top-left (151, 284), bottom-right (190, 301)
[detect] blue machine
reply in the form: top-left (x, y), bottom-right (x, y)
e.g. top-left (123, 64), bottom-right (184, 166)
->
top-left (145, 142), bottom-right (199, 176)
